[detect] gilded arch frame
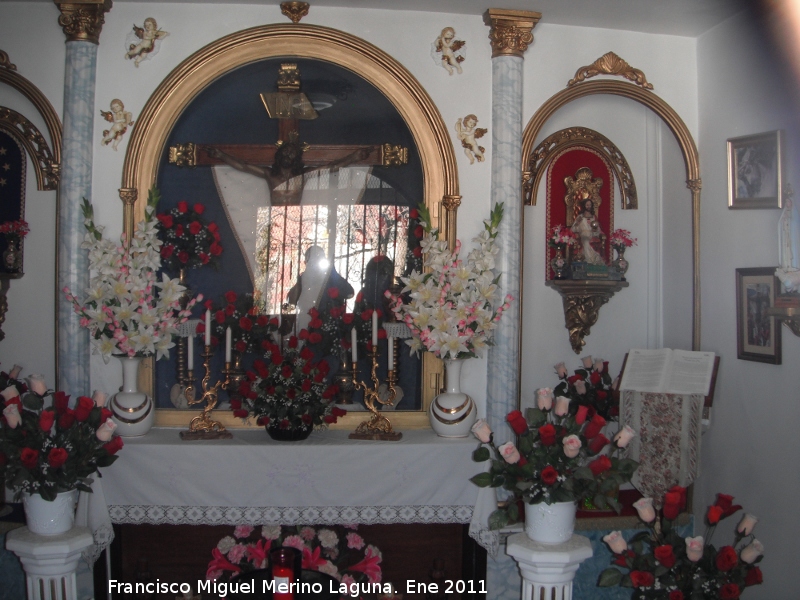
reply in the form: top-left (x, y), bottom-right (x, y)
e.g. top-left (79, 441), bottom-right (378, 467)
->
top-left (119, 24), bottom-right (460, 428)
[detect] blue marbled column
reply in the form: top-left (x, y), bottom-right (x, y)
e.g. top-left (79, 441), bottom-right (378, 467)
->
top-left (487, 56), bottom-right (524, 446)
top-left (58, 42), bottom-right (96, 395)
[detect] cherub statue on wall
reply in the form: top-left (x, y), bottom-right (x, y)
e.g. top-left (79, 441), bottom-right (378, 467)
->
top-left (100, 99), bottom-right (134, 151)
top-left (431, 27), bottom-right (465, 75)
top-left (455, 114), bottom-right (487, 164)
top-left (125, 17), bottom-right (169, 67)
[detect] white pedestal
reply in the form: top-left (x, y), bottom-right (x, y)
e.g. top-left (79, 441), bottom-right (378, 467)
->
top-left (5, 526), bottom-right (93, 600)
top-left (506, 532), bottom-right (593, 600)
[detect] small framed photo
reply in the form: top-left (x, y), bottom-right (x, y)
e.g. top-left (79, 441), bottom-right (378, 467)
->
top-left (736, 267), bottom-right (782, 364)
top-left (728, 130), bottom-right (784, 209)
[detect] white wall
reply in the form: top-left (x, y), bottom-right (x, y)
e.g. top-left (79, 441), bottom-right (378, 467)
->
top-left (696, 12), bottom-right (800, 599)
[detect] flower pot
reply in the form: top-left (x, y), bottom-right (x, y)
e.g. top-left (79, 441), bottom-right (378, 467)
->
top-left (429, 358), bottom-right (476, 438)
top-left (612, 246), bottom-right (629, 279)
top-left (22, 490), bottom-right (78, 536)
top-left (266, 425), bottom-right (312, 441)
top-left (524, 501), bottom-right (577, 544)
top-left (111, 355), bottom-right (154, 437)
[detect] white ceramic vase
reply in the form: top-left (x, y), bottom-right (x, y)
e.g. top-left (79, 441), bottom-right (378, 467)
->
top-left (428, 358), bottom-right (476, 438)
top-left (111, 355), bottom-right (154, 437)
top-left (524, 501), bottom-right (577, 544)
top-left (22, 489), bottom-right (78, 536)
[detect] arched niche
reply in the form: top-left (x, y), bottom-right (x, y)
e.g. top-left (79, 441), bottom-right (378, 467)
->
top-left (119, 24), bottom-right (459, 429)
top-left (521, 71), bottom-right (702, 350)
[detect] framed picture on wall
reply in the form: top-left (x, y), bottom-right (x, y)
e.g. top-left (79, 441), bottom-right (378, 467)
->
top-left (736, 267), bottom-right (782, 364)
top-left (727, 130), bottom-right (784, 209)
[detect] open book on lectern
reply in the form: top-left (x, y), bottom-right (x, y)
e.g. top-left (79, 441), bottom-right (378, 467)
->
top-left (618, 348), bottom-right (717, 396)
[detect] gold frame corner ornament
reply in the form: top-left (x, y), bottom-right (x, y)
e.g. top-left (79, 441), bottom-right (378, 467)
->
top-left (120, 23), bottom-right (459, 428)
top-left (483, 9), bottom-right (541, 58)
top-left (54, 0), bottom-right (113, 44)
top-left (567, 52), bottom-right (654, 90)
top-left (280, 2), bottom-right (310, 24)
top-left (0, 50), bottom-right (17, 72)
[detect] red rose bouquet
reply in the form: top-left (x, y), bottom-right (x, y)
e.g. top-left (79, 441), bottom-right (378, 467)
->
top-left (302, 287), bottom-right (352, 359)
top-left (599, 490), bottom-right (764, 599)
top-left (156, 200), bottom-right (222, 271)
top-left (0, 368), bottom-right (123, 501)
top-left (203, 292), bottom-right (279, 356)
top-left (470, 399), bottom-right (638, 529)
top-left (552, 355), bottom-right (619, 422)
top-left (206, 524), bottom-right (382, 589)
top-left (234, 337), bottom-right (345, 432)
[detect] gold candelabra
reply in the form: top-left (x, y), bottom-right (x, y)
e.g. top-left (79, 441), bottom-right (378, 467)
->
top-left (349, 346), bottom-right (402, 441)
top-left (179, 345), bottom-right (239, 440)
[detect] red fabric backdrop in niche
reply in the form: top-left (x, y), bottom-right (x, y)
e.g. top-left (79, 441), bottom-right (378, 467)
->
top-left (546, 146), bottom-right (615, 279)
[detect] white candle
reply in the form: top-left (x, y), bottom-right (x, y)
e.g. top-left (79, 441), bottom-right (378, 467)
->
top-left (371, 311), bottom-right (378, 346)
top-left (388, 336), bottom-right (394, 371)
top-left (225, 327), bottom-right (232, 363)
top-left (187, 334), bottom-right (194, 370)
top-left (205, 309), bottom-right (211, 346)
top-left (351, 327), bottom-right (358, 362)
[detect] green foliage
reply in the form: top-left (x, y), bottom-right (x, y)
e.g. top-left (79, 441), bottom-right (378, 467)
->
top-left (472, 446), bottom-right (490, 462)
top-left (598, 568), bottom-right (623, 587)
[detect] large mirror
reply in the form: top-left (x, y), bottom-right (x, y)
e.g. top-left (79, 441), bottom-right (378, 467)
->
top-left (121, 24), bottom-right (459, 428)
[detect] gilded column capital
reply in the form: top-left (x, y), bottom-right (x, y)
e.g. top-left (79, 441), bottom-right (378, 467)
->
top-left (686, 178), bottom-right (702, 193)
top-left (119, 187), bottom-right (138, 206)
top-left (483, 8), bottom-right (541, 59)
top-left (442, 194), bottom-right (462, 211)
top-left (54, 0), bottom-right (113, 44)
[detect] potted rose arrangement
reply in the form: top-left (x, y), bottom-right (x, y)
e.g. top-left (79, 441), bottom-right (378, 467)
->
top-left (204, 292), bottom-right (279, 358)
top-left (609, 228), bottom-right (637, 278)
top-left (234, 336), bottom-right (345, 441)
top-left (599, 490), bottom-right (764, 599)
top-left (553, 355), bottom-right (619, 424)
top-left (470, 400), bottom-right (638, 543)
top-left (206, 524), bottom-right (382, 589)
top-left (548, 224), bottom-right (577, 280)
top-left (0, 367), bottom-right (123, 535)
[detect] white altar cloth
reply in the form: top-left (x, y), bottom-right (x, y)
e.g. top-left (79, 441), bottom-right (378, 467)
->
top-left (102, 428), bottom-right (480, 526)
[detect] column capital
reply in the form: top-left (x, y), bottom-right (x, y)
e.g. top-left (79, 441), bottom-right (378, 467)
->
top-left (54, 0), bottom-right (112, 44)
top-left (483, 9), bottom-right (541, 58)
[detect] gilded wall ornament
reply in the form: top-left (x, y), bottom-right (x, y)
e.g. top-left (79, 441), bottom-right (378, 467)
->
top-left (125, 17), bottom-right (169, 68)
top-left (431, 27), bottom-right (465, 75)
top-left (455, 114), bottom-right (487, 165)
top-left (100, 99), bottom-right (134, 151)
top-left (54, 0), bottom-right (112, 44)
top-left (280, 2), bottom-right (309, 24)
top-left (0, 107), bottom-right (59, 190)
top-left (568, 52), bottom-right (653, 90)
top-left (483, 9), bottom-right (541, 59)
top-left (0, 50), bottom-right (17, 71)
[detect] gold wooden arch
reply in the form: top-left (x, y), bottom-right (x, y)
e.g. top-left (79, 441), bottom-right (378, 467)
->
top-left (120, 25), bottom-right (459, 429)
top-left (522, 72), bottom-right (702, 351)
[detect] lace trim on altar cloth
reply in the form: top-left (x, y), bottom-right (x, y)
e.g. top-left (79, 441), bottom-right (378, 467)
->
top-left (108, 504), bottom-right (474, 526)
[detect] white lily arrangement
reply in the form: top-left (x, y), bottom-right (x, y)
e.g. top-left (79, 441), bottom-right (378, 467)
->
top-left (64, 188), bottom-right (200, 362)
top-left (387, 203), bottom-right (513, 360)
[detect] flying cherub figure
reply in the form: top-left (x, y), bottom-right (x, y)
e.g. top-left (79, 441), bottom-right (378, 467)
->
top-left (432, 27), bottom-right (466, 75)
top-left (125, 17), bottom-right (169, 67)
top-left (100, 99), bottom-right (134, 151)
top-left (455, 114), bottom-right (487, 164)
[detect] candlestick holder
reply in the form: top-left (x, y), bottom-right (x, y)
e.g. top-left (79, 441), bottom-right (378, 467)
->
top-left (180, 345), bottom-right (234, 440)
top-left (349, 346), bottom-right (402, 441)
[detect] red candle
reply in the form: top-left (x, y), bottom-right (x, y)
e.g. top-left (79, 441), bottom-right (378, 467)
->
top-left (271, 548), bottom-right (297, 600)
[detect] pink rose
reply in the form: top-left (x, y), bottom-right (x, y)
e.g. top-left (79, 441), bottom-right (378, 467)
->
top-left (26, 374), bottom-right (47, 396)
top-left (554, 395), bottom-right (571, 416)
top-left (554, 362), bottom-right (567, 378)
top-left (346, 532), bottom-right (365, 550)
top-left (737, 513), bottom-right (758, 536)
top-left (471, 419), bottom-right (492, 443)
top-left (3, 403), bottom-right (21, 428)
top-left (536, 388), bottom-right (553, 411)
top-left (593, 359), bottom-right (605, 372)
top-left (633, 497), bottom-right (656, 523)
top-left (603, 531), bottom-right (628, 554)
top-left (740, 540), bottom-right (763, 564)
top-left (613, 425), bottom-right (636, 448)
top-left (8, 364), bottom-right (22, 379)
top-left (95, 418), bottom-right (117, 442)
top-left (1, 385), bottom-right (19, 401)
top-left (562, 434), bottom-right (582, 458)
top-left (574, 380), bottom-right (587, 395)
top-left (498, 442), bottom-right (521, 464)
top-left (234, 525), bottom-right (254, 539)
top-left (282, 535), bottom-right (305, 551)
top-left (92, 390), bottom-right (107, 407)
top-left (685, 536), bottom-right (704, 562)
top-left (581, 355), bottom-right (594, 368)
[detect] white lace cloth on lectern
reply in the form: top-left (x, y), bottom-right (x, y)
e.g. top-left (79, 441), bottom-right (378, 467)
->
top-left (75, 477), bottom-right (114, 566)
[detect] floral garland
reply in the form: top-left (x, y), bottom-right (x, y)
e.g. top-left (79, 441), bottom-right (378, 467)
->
top-left (203, 292), bottom-right (279, 356)
top-left (64, 189), bottom-right (200, 362)
top-left (609, 228), bottom-right (638, 252)
top-left (206, 524), bottom-right (382, 588)
top-left (156, 201), bottom-right (222, 271)
top-left (0, 367), bottom-right (123, 500)
top-left (388, 203), bottom-right (513, 360)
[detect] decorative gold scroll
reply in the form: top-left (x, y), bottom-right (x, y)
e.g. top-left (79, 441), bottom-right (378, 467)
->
top-left (568, 52), bottom-right (654, 90)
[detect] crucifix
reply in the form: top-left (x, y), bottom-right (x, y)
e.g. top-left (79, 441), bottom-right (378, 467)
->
top-left (168, 63), bottom-right (408, 206)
